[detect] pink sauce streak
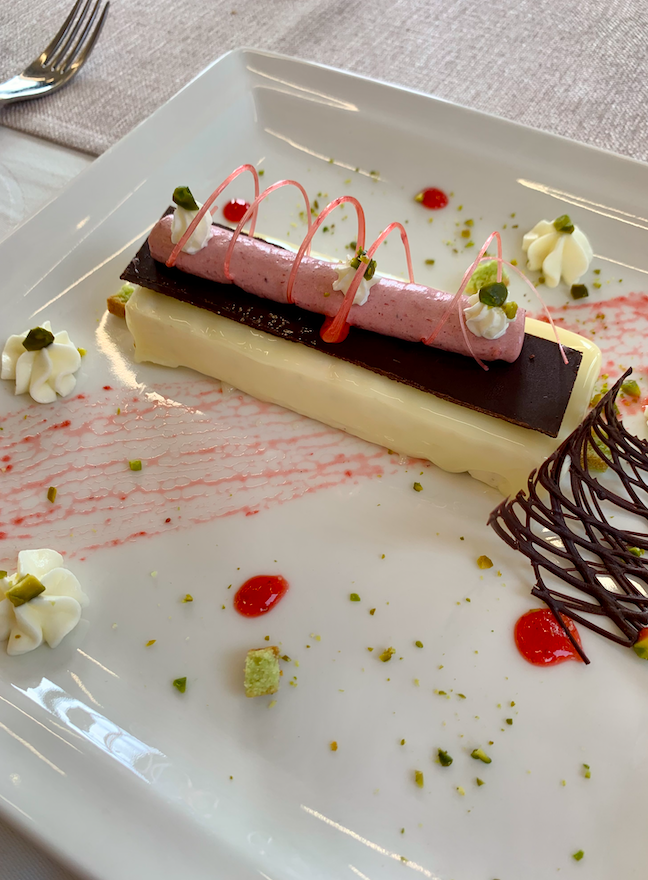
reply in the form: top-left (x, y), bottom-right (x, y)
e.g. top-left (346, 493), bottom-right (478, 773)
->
top-left (535, 291), bottom-right (648, 414)
top-left (0, 380), bottom-right (399, 559)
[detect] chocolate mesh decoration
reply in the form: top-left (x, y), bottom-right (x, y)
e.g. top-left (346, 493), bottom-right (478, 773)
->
top-left (488, 370), bottom-right (648, 664)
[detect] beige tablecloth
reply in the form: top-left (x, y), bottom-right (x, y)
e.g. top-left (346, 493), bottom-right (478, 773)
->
top-left (1, 0), bottom-right (648, 161)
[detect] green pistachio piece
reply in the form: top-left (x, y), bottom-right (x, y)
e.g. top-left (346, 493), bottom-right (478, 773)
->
top-left (172, 186), bottom-right (199, 212)
top-left (570, 284), bottom-right (589, 299)
top-left (437, 749), bottom-right (453, 767)
top-left (349, 249), bottom-right (377, 280)
top-left (471, 748), bottom-right (492, 764)
top-left (22, 327), bottom-right (55, 351)
top-left (502, 301), bottom-right (518, 320)
top-left (172, 677), bottom-right (187, 693)
top-left (553, 214), bottom-right (575, 234)
top-left (5, 574), bottom-right (46, 607)
top-left (633, 629), bottom-right (648, 660)
top-left (621, 380), bottom-right (641, 398)
top-left (478, 282), bottom-right (508, 308)
top-left (414, 769), bottom-right (424, 787)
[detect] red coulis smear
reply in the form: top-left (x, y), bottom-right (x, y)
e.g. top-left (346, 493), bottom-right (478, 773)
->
top-left (416, 187), bottom-right (449, 210)
top-left (234, 575), bottom-right (289, 617)
top-left (223, 199), bottom-right (250, 223)
top-left (515, 608), bottom-right (584, 666)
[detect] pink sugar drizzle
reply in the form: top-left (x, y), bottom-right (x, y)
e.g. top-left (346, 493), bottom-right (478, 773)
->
top-left (0, 381), bottom-right (396, 560)
top-left (534, 291), bottom-right (648, 413)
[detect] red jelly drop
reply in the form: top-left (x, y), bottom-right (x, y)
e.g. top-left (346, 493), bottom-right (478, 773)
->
top-left (233, 575), bottom-right (289, 618)
top-left (416, 187), bottom-right (449, 210)
top-left (223, 199), bottom-right (250, 223)
top-left (515, 608), bottom-right (584, 666)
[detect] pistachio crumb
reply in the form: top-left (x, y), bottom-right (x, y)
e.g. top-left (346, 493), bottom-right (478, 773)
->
top-left (437, 749), bottom-right (453, 767)
top-left (47, 486), bottom-right (57, 503)
top-left (182, 594), bottom-right (194, 603)
top-left (477, 555), bottom-right (493, 569)
top-left (129, 459), bottom-right (142, 471)
top-left (573, 850), bottom-right (584, 862)
top-left (414, 770), bottom-right (424, 788)
top-left (413, 482), bottom-right (423, 492)
top-left (145, 639), bottom-right (156, 647)
top-left (350, 592), bottom-right (361, 602)
top-left (415, 640), bottom-right (424, 648)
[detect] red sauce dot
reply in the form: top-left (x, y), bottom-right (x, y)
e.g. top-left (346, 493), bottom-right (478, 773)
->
top-left (515, 608), bottom-right (584, 666)
top-left (416, 187), bottom-right (449, 210)
top-left (103, 385), bottom-right (113, 390)
top-left (234, 575), bottom-right (289, 618)
top-left (165, 517), bottom-right (171, 523)
top-left (223, 199), bottom-right (250, 223)
top-left (1, 455), bottom-right (9, 462)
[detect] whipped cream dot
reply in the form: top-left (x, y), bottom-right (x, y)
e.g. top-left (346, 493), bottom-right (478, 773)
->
top-left (0, 550), bottom-right (89, 656)
top-left (522, 219), bottom-right (593, 288)
top-left (1, 321), bottom-right (81, 404)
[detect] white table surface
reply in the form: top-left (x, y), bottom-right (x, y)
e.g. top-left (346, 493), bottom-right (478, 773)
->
top-left (0, 125), bottom-right (92, 880)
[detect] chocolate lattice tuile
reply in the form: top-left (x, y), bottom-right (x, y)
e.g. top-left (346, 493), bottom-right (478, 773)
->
top-left (488, 370), bottom-right (648, 664)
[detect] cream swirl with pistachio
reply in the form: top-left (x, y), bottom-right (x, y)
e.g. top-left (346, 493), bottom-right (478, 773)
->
top-left (522, 215), bottom-right (593, 288)
top-left (332, 249), bottom-right (379, 306)
top-left (1, 320), bottom-right (81, 404)
top-left (463, 279), bottom-right (518, 340)
top-left (170, 186), bottom-right (213, 254)
top-left (0, 550), bottom-right (89, 656)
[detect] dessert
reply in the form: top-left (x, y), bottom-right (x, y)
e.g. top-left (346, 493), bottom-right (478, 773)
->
top-left (522, 215), bottom-right (593, 288)
top-left (244, 646), bottom-right (281, 697)
top-left (489, 372), bottom-right (648, 663)
top-left (116, 169), bottom-right (602, 495)
top-left (0, 549), bottom-right (89, 655)
top-left (1, 320), bottom-right (82, 404)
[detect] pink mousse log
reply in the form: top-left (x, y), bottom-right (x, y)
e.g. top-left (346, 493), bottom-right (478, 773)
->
top-left (148, 216), bottom-right (526, 362)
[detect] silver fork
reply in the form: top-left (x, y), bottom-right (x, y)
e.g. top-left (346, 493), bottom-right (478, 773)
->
top-left (0, 0), bottom-right (110, 106)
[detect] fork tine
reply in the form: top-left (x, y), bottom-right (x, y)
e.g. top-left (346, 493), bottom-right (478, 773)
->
top-left (37, 0), bottom-right (84, 66)
top-left (50, 0), bottom-right (95, 70)
top-left (65, 2), bottom-right (109, 74)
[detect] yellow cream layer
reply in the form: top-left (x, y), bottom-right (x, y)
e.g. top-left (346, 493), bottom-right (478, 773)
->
top-left (125, 286), bottom-right (601, 496)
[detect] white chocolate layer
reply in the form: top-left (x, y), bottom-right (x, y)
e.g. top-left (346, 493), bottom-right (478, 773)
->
top-left (125, 287), bottom-right (601, 496)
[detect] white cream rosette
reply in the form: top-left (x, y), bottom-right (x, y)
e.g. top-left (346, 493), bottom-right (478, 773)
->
top-left (0, 550), bottom-right (89, 656)
top-left (171, 203), bottom-right (213, 254)
top-left (522, 219), bottom-right (593, 288)
top-left (333, 261), bottom-right (379, 307)
top-left (1, 321), bottom-right (81, 404)
top-left (463, 294), bottom-right (513, 340)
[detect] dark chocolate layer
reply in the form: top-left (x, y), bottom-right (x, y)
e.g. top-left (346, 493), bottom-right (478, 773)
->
top-left (121, 222), bottom-right (582, 436)
top-left (489, 371), bottom-right (648, 663)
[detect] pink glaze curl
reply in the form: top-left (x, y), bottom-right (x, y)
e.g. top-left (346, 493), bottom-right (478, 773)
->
top-left (224, 180), bottom-right (312, 282)
top-left (321, 221), bottom-right (415, 344)
top-left (166, 164), bottom-right (260, 268)
top-left (285, 196), bottom-right (366, 305)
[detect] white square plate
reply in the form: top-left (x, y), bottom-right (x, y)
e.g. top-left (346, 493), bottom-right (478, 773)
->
top-left (1, 49), bottom-right (648, 880)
